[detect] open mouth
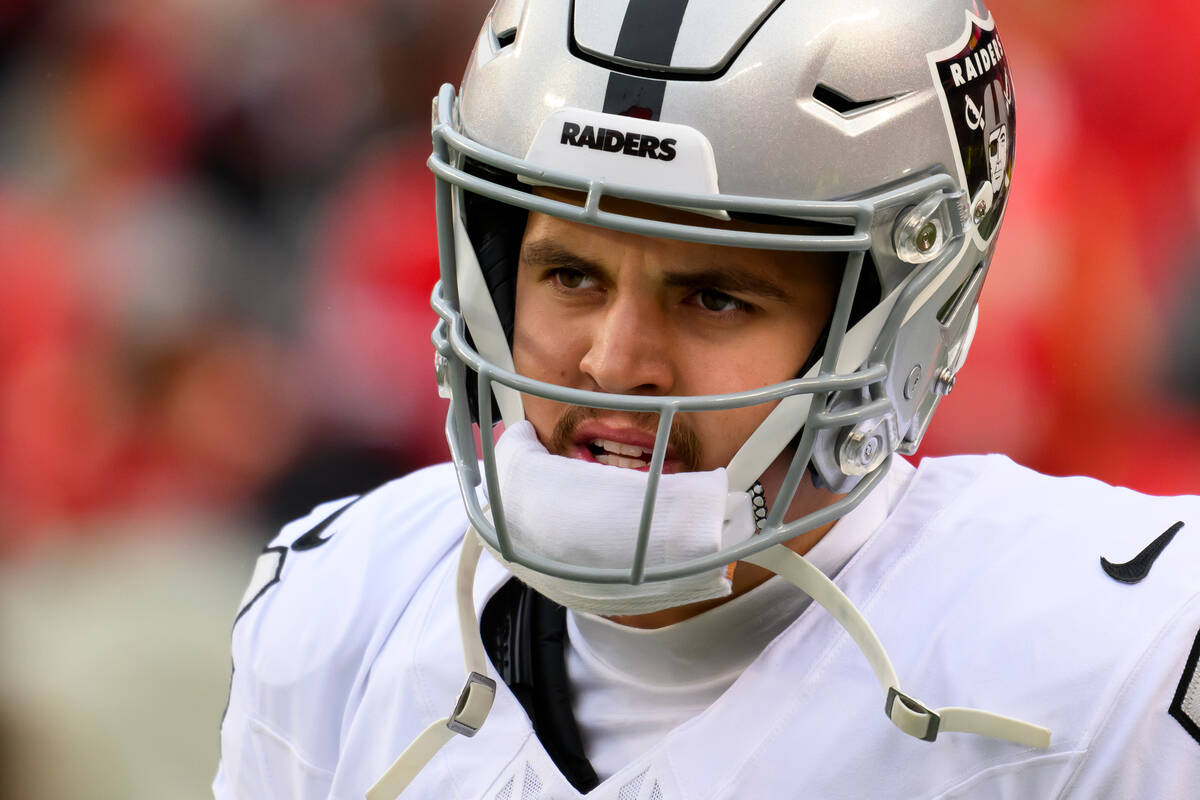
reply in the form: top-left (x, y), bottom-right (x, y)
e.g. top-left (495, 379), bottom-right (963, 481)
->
top-left (564, 417), bottom-right (691, 473)
top-left (586, 438), bottom-right (652, 470)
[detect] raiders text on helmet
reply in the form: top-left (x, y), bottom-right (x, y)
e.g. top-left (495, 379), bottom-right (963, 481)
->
top-left (559, 121), bottom-right (679, 161)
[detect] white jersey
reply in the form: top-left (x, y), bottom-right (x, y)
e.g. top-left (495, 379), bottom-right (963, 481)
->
top-left (216, 455), bottom-right (1200, 799)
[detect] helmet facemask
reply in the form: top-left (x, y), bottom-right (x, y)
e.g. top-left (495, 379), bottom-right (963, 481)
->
top-left (429, 84), bottom-right (979, 606)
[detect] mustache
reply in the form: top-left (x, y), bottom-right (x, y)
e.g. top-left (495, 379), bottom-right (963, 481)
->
top-left (548, 405), bottom-right (703, 471)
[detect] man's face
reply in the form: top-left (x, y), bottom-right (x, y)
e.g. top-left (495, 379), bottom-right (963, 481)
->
top-left (512, 199), bottom-right (838, 477)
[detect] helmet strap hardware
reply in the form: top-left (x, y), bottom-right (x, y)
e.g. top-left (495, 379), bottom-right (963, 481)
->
top-left (750, 481), bottom-right (769, 530)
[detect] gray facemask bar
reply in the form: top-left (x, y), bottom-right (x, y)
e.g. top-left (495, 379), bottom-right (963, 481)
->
top-left (429, 83), bottom-right (963, 585)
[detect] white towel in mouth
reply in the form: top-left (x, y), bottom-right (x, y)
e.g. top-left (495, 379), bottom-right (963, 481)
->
top-left (480, 420), bottom-right (756, 615)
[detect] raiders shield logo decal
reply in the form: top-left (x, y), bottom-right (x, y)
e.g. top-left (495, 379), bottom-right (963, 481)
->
top-left (928, 12), bottom-right (1016, 246)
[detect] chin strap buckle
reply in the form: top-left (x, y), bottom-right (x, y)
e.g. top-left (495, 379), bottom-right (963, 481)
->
top-left (886, 687), bottom-right (941, 742)
top-left (447, 671), bottom-right (497, 737)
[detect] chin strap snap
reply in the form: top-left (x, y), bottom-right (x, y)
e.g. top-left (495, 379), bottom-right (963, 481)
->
top-left (744, 544), bottom-right (1051, 750)
top-left (367, 529), bottom-right (496, 800)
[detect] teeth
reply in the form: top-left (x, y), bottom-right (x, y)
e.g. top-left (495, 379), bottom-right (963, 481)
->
top-left (596, 453), bottom-right (649, 469)
top-left (592, 438), bottom-right (647, 458)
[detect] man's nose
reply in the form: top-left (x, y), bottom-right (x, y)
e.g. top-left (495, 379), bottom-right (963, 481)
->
top-left (578, 294), bottom-right (675, 395)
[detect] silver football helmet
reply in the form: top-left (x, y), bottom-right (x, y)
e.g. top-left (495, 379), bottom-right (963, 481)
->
top-left (429, 0), bottom-right (1016, 586)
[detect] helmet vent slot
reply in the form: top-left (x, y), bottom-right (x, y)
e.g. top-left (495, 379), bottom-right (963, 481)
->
top-left (813, 84), bottom-right (905, 117)
top-left (495, 27), bottom-right (517, 49)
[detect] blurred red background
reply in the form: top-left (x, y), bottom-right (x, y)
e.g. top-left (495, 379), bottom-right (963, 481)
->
top-left (0, 3), bottom-right (1196, 797)
top-left (0, 0), bottom-right (1196, 555)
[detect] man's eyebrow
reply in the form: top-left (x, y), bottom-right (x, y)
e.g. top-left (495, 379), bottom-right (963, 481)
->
top-left (663, 268), bottom-right (792, 302)
top-left (520, 240), bottom-right (795, 301)
top-left (519, 240), bottom-right (605, 274)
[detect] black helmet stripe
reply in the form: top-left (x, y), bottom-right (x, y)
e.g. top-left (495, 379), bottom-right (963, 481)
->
top-left (612, 0), bottom-right (690, 65)
top-left (602, 73), bottom-right (667, 120)
top-left (600, 0), bottom-right (690, 120)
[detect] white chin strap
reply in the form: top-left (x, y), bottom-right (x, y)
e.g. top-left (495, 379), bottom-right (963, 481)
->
top-left (742, 545), bottom-right (1050, 748)
top-left (366, 531), bottom-right (494, 800)
top-left (368, 533), bottom-right (1051, 799)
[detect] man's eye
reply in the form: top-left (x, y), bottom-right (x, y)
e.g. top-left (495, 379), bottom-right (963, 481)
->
top-left (555, 269), bottom-right (588, 289)
top-left (696, 289), bottom-right (742, 313)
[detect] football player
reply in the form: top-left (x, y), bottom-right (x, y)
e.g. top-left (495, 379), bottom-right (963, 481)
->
top-left (216, 1), bottom-right (1200, 798)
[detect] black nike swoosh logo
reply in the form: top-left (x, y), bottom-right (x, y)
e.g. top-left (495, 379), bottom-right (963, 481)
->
top-left (291, 498), bottom-right (359, 552)
top-left (1101, 521), bottom-right (1185, 584)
